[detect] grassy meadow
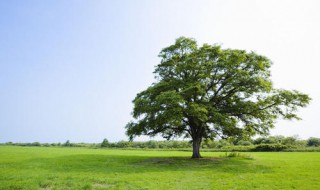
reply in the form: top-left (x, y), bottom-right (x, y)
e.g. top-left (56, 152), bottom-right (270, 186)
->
top-left (0, 146), bottom-right (320, 190)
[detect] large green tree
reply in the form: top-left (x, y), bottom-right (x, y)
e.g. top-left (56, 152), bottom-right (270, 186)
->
top-left (126, 37), bottom-right (310, 158)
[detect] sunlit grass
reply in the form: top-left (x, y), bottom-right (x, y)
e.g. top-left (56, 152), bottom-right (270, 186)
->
top-left (0, 146), bottom-right (319, 189)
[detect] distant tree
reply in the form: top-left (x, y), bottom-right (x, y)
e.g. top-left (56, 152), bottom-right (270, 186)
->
top-left (295, 140), bottom-right (307, 147)
top-left (116, 140), bottom-right (131, 148)
top-left (101, 138), bottom-right (110, 147)
top-left (63, 140), bottom-right (71, 147)
top-left (307, 137), bottom-right (320, 147)
top-left (126, 37), bottom-right (311, 158)
top-left (273, 135), bottom-right (285, 144)
top-left (217, 139), bottom-right (231, 148)
top-left (253, 137), bottom-right (277, 144)
top-left (31, 142), bottom-right (41, 146)
top-left (261, 136), bottom-right (283, 144)
top-left (282, 136), bottom-right (298, 146)
top-left (236, 140), bottom-right (252, 146)
top-left (5, 142), bottom-right (13, 145)
top-left (202, 140), bottom-right (219, 148)
top-left (146, 140), bottom-right (158, 148)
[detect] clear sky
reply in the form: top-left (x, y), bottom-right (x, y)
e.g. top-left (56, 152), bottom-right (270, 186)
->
top-left (1, 0), bottom-right (319, 143)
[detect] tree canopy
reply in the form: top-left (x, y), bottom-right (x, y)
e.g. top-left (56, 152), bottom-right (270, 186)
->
top-left (126, 37), bottom-right (311, 158)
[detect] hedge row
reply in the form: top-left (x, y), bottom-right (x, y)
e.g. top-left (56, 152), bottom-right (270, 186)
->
top-left (3, 140), bottom-right (320, 152)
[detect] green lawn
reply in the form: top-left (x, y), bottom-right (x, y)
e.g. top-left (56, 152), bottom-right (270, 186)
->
top-left (0, 146), bottom-right (319, 190)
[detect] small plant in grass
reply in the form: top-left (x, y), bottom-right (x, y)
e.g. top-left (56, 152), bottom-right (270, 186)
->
top-left (223, 152), bottom-right (254, 160)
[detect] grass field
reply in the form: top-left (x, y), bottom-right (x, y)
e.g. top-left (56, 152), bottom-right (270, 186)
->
top-left (0, 146), bottom-right (319, 190)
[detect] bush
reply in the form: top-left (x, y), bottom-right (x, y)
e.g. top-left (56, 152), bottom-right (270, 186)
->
top-left (253, 144), bottom-right (288, 151)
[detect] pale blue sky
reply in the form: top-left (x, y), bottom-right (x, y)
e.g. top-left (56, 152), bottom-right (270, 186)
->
top-left (1, 0), bottom-right (319, 143)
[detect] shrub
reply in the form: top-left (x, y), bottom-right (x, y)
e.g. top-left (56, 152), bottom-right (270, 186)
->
top-left (253, 144), bottom-right (288, 151)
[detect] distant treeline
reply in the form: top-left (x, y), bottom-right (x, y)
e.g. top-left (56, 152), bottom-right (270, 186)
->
top-left (2, 136), bottom-right (320, 152)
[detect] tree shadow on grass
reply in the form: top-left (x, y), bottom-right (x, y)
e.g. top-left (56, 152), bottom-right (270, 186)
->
top-left (136, 156), bottom-right (272, 174)
top-left (24, 153), bottom-right (273, 175)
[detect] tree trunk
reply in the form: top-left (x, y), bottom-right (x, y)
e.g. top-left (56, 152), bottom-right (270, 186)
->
top-left (192, 138), bottom-right (202, 158)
